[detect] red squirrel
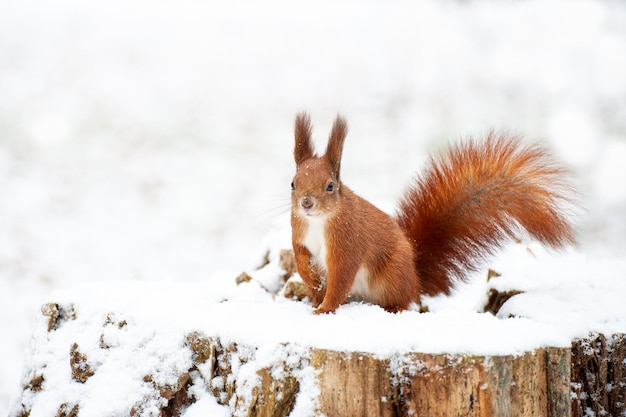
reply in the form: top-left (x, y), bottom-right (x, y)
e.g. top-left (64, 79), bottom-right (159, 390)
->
top-left (290, 112), bottom-right (577, 314)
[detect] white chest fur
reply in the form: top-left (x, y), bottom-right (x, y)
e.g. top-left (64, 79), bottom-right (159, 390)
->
top-left (301, 215), bottom-right (374, 300)
top-left (302, 215), bottom-right (328, 272)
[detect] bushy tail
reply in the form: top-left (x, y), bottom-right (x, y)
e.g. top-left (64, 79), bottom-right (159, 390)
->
top-left (396, 131), bottom-right (578, 296)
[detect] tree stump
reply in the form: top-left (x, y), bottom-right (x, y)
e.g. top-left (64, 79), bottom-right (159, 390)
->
top-left (11, 300), bottom-right (626, 417)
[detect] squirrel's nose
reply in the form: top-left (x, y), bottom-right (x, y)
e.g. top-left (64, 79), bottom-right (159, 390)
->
top-left (301, 197), bottom-right (314, 209)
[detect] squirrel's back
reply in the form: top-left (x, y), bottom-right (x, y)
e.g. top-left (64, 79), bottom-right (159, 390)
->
top-left (396, 131), bottom-right (577, 296)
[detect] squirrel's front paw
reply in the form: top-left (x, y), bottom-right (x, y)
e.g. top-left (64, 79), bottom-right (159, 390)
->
top-left (313, 303), bottom-right (337, 315)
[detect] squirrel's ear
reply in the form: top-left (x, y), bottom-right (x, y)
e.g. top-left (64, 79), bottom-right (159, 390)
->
top-left (294, 112), bottom-right (315, 165)
top-left (325, 114), bottom-right (348, 180)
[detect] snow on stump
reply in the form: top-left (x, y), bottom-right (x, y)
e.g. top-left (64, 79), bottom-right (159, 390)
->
top-left (10, 299), bottom-right (626, 416)
top-left (8, 247), bottom-right (626, 416)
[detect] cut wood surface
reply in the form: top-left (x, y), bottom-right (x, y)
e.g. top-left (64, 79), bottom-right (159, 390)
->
top-left (313, 349), bottom-right (566, 417)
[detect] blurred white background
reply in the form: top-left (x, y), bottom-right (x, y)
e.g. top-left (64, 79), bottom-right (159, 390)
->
top-left (1, 0), bottom-right (625, 410)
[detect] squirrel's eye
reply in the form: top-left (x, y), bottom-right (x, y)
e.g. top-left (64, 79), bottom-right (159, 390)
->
top-left (326, 182), bottom-right (335, 192)
top-left (290, 182), bottom-right (295, 191)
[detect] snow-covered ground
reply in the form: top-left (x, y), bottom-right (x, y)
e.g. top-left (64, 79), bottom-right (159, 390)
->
top-left (1, 0), bottom-right (626, 413)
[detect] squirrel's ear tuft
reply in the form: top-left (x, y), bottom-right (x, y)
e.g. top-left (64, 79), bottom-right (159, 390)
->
top-left (325, 114), bottom-right (348, 180)
top-left (294, 111), bottom-right (315, 165)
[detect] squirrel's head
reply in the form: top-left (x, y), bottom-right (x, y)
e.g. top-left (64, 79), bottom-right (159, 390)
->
top-left (291, 112), bottom-right (347, 219)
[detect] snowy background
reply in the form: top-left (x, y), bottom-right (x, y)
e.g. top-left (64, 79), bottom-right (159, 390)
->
top-left (1, 0), bottom-right (626, 413)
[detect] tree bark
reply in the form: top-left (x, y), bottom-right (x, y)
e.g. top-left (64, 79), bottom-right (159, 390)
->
top-left (571, 333), bottom-right (626, 417)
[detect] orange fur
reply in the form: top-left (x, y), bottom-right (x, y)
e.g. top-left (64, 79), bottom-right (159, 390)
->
top-left (396, 132), bottom-right (577, 296)
top-left (290, 113), bottom-right (577, 313)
